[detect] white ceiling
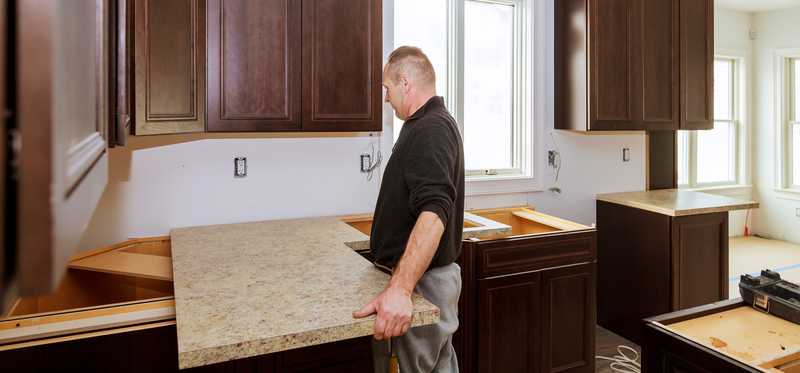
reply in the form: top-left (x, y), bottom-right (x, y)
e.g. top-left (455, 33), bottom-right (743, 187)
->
top-left (716, 0), bottom-right (800, 12)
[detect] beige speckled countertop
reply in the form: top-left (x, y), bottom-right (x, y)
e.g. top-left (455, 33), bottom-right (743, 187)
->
top-left (596, 189), bottom-right (759, 217)
top-left (170, 218), bottom-right (440, 369)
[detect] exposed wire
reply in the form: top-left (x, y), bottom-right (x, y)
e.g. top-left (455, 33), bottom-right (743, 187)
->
top-left (366, 141), bottom-right (383, 182)
top-left (744, 209), bottom-right (751, 237)
top-left (596, 345), bottom-right (641, 373)
top-left (550, 131), bottom-right (562, 184)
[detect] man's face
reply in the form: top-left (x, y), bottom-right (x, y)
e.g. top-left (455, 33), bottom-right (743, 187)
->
top-left (383, 67), bottom-right (407, 120)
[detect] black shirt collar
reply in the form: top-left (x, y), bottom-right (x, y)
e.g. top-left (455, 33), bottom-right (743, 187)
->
top-left (405, 96), bottom-right (445, 122)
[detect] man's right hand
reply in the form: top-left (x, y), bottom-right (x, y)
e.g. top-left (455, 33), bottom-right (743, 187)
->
top-left (353, 285), bottom-right (414, 340)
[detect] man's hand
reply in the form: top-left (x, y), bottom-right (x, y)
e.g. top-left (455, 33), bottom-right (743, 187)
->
top-left (353, 285), bottom-right (414, 340)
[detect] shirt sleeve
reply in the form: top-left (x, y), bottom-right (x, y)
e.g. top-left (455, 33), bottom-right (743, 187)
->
top-left (403, 123), bottom-right (458, 227)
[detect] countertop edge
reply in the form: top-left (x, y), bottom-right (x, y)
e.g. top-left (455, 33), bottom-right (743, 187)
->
top-left (177, 307), bottom-right (441, 369)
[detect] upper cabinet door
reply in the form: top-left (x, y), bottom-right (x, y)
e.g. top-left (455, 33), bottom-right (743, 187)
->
top-left (637, 0), bottom-right (680, 131)
top-left (588, 0), bottom-right (637, 131)
top-left (301, 0), bottom-right (382, 132)
top-left (134, 0), bottom-right (206, 135)
top-left (680, 0), bottom-right (714, 130)
top-left (15, 0), bottom-right (110, 299)
top-left (207, 0), bottom-right (302, 132)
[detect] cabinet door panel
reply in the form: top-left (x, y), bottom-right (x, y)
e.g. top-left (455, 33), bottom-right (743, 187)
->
top-left (207, 0), bottom-right (301, 132)
top-left (301, 0), bottom-right (381, 132)
top-left (134, 0), bottom-right (205, 135)
top-left (680, 0), bottom-right (713, 130)
top-left (477, 273), bottom-right (540, 373)
top-left (671, 213), bottom-right (728, 310)
top-left (639, 0), bottom-right (679, 130)
top-left (590, 0), bottom-right (635, 129)
top-left (542, 264), bottom-right (595, 373)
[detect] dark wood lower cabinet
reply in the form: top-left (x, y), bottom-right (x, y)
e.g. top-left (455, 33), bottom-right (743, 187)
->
top-left (1, 325), bottom-right (372, 373)
top-left (597, 200), bottom-right (729, 344)
top-left (458, 228), bottom-right (597, 373)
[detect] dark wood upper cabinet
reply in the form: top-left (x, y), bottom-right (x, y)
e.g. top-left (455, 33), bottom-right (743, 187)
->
top-left (556, 0), bottom-right (710, 132)
top-left (134, 0), bottom-right (205, 135)
top-left (301, 0), bottom-right (382, 132)
top-left (206, 0), bottom-right (302, 132)
top-left (12, 0), bottom-right (111, 304)
top-left (679, 0), bottom-right (714, 130)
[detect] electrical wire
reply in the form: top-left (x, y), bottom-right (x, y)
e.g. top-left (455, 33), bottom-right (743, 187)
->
top-left (550, 132), bottom-right (562, 183)
top-left (366, 141), bottom-right (383, 182)
top-left (595, 345), bottom-right (641, 373)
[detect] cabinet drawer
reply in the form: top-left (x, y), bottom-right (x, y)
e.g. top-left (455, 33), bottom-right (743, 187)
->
top-left (475, 231), bottom-right (596, 278)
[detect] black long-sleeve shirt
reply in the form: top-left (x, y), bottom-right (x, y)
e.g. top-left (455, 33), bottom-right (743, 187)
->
top-left (370, 96), bottom-right (465, 270)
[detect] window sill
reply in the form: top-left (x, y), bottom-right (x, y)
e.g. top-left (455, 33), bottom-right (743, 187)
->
top-left (774, 188), bottom-right (800, 201)
top-left (465, 175), bottom-right (542, 196)
top-left (684, 184), bottom-right (753, 197)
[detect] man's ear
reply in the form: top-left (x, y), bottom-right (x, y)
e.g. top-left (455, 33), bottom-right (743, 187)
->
top-left (400, 76), bottom-right (411, 94)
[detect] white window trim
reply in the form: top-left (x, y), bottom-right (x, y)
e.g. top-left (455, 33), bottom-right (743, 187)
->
top-left (462, 0), bottom-right (544, 195)
top-left (774, 49), bottom-right (800, 193)
top-left (391, 0), bottom-right (543, 196)
top-left (679, 51), bottom-right (749, 190)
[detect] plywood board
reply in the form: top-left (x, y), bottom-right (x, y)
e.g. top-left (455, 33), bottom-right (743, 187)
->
top-left (69, 251), bottom-right (173, 281)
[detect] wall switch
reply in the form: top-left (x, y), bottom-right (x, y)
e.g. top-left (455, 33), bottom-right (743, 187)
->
top-left (361, 154), bottom-right (371, 172)
top-left (234, 157), bottom-right (247, 178)
top-left (796, 208), bottom-right (800, 218)
top-left (622, 148), bottom-right (631, 162)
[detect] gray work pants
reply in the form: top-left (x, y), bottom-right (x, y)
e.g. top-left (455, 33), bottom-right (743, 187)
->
top-left (372, 262), bottom-right (461, 373)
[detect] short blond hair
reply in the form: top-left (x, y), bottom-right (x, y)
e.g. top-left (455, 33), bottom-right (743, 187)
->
top-left (386, 46), bottom-right (436, 88)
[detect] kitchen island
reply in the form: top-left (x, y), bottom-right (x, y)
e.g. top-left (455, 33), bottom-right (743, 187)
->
top-left (596, 189), bottom-right (759, 344)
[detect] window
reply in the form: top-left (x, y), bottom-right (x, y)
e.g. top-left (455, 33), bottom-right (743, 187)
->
top-left (393, 0), bottom-right (533, 180)
top-left (678, 58), bottom-right (742, 188)
top-left (788, 58), bottom-right (800, 189)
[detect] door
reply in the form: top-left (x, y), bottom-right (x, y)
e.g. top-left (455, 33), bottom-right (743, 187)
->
top-left (15, 0), bottom-right (111, 298)
top-left (679, 0), bottom-right (714, 130)
top-left (134, 0), bottom-right (205, 135)
top-left (207, 0), bottom-right (302, 132)
top-left (589, 0), bottom-right (637, 130)
top-left (477, 272), bottom-right (541, 373)
top-left (636, 0), bottom-right (679, 131)
top-left (541, 264), bottom-right (596, 373)
top-left (301, 0), bottom-right (382, 132)
top-left (671, 212), bottom-right (728, 310)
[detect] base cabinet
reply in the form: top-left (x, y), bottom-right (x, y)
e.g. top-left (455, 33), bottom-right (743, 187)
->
top-left (2, 324), bottom-right (372, 373)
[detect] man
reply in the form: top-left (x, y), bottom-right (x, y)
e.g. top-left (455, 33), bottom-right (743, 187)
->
top-left (352, 46), bottom-right (465, 373)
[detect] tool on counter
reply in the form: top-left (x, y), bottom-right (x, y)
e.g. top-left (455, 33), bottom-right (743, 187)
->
top-left (740, 269), bottom-right (800, 325)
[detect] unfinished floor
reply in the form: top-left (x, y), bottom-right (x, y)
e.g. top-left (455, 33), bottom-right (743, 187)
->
top-left (728, 235), bottom-right (800, 298)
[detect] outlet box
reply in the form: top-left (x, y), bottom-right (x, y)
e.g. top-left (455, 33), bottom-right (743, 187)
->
top-left (234, 157), bottom-right (247, 178)
top-left (547, 151), bottom-right (557, 167)
top-left (360, 154), bottom-right (371, 172)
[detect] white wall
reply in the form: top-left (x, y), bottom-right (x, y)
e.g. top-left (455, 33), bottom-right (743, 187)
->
top-left (749, 6), bottom-right (800, 243)
top-left (78, 0), bottom-right (647, 251)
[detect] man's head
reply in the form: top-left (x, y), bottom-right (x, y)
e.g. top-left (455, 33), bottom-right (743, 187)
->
top-left (383, 46), bottom-right (437, 120)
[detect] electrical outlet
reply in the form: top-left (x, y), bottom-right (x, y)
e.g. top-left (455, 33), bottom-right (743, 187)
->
top-left (360, 154), bottom-right (371, 172)
top-left (622, 148), bottom-right (631, 162)
top-left (234, 157), bottom-right (247, 178)
top-left (547, 150), bottom-right (557, 167)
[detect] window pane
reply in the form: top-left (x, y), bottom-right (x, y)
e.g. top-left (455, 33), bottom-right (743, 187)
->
top-left (794, 59), bottom-right (800, 122)
top-left (714, 60), bottom-right (733, 120)
top-left (464, 0), bottom-right (514, 170)
top-left (393, 0), bottom-right (448, 142)
top-left (794, 124), bottom-right (800, 186)
top-left (677, 131), bottom-right (689, 186)
top-left (697, 122), bottom-right (736, 184)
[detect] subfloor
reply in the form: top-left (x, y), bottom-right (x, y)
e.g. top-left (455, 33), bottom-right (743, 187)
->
top-left (728, 235), bottom-right (800, 298)
top-left (595, 326), bottom-right (640, 373)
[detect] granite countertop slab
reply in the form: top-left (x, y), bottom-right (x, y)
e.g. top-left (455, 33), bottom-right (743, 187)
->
top-left (170, 218), bottom-right (441, 369)
top-left (596, 189), bottom-right (759, 217)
